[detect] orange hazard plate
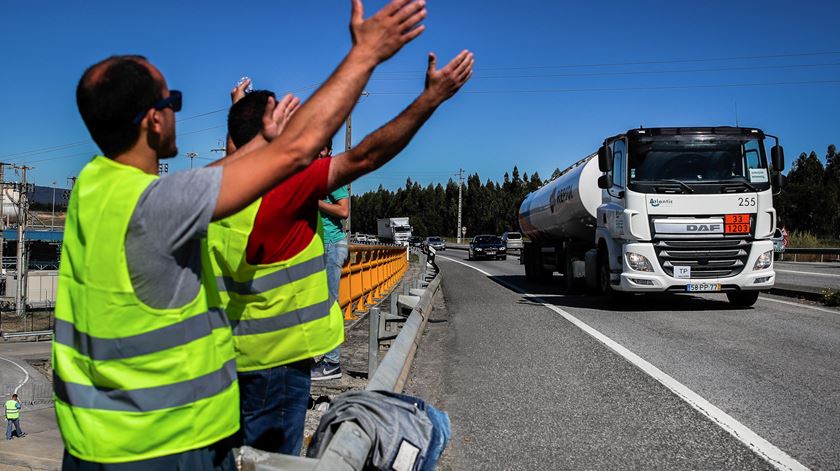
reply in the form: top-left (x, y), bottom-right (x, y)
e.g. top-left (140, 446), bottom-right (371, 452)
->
top-left (725, 214), bottom-right (751, 234)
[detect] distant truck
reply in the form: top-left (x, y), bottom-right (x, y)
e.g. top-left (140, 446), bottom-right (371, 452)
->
top-left (377, 217), bottom-right (413, 246)
top-left (518, 126), bottom-right (785, 307)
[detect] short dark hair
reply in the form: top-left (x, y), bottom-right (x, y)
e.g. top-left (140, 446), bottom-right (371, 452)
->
top-left (76, 55), bottom-right (164, 157)
top-left (227, 90), bottom-right (276, 148)
top-left (11, 394), bottom-right (17, 399)
top-left (324, 138), bottom-right (333, 153)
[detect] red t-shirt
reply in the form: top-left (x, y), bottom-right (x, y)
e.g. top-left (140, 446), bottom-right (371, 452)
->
top-left (246, 157), bottom-right (331, 265)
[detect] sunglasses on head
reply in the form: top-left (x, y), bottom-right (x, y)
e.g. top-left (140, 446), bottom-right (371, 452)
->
top-left (132, 90), bottom-right (182, 124)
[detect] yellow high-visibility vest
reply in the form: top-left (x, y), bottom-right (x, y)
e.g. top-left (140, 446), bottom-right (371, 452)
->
top-left (4, 400), bottom-right (19, 420)
top-left (53, 156), bottom-right (239, 463)
top-left (207, 199), bottom-right (343, 372)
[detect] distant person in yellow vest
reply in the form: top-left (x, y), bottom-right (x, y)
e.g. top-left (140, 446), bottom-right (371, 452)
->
top-left (208, 50), bottom-right (472, 455)
top-left (5, 394), bottom-right (25, 440)
top-left (54, 1), bottom-right (427, 468)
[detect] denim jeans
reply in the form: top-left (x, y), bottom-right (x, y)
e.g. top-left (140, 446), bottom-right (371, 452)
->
top-left (238, 359), bottom-right (312, 455)
top-left (5, 418), bottom-right (23, 439)
top-left (62, 435), bottom-right (236, 470)
top-left (322, 237), bottom-right (348, 364)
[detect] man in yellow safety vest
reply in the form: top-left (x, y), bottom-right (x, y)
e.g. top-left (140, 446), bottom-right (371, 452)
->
top-left (5, 394), bottom-right (25, 440)
top-left (54, 1), bottom-right (427, 468)
top-left (208, 49), bottom-right (473, 455)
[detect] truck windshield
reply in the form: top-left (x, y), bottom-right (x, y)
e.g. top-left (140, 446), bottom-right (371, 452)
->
top-left (395, 227), bottom-right (410, 233)
top-left (628, 136), bottom-right (770, 193)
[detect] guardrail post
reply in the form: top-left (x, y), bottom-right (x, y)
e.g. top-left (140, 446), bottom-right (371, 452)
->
top-left (368, 307), bottom-right (380, 377)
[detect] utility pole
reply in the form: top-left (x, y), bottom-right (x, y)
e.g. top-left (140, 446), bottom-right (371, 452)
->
top-left (456, 168), bottom-right (464, 244)
top-left (345, 114), bottom-right (352, 235)
top-left (0, 163), bottom-right (5, 276)
top-left (51, 181), bottom-right (57, 231)
top-left (14, 165), bottom-right (30, 318)
top-left (186, 152), bottom-right (198, 169)
top-left (342, 91), bottom-right (367, 236)
top-left (66, 176), bottom-right (77, 188)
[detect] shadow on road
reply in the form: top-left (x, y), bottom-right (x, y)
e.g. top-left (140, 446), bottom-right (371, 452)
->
top-left (487, 274), bottom-right (745, 312)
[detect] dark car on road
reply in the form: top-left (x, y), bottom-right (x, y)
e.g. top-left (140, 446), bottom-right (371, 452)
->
top-left (468, 235), bottom-right (507, 260)
top-left (426, 236), bottom-right (446, 251)
top-left (408, 236), bottom-right (424, 247)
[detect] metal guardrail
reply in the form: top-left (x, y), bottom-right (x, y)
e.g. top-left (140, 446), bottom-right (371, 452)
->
top-left (339, 244), bottom-right (408, 320)
top-left (779, 247), bottom-right (840, 262)
top-left (239, 249), bottom-right (442, 470)
top-left (2, 329), bottom-right (52, 341)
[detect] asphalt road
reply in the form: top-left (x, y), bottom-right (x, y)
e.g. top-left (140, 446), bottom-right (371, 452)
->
top-left (405, 252), bottom-right (840, 470)
top-left (774, 261), bottom-right (840, 293)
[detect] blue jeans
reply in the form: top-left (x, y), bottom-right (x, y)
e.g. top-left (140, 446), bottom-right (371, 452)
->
top-left (322, 237), bottom-right (348, 364)
top-left (238, 360), bottom-right (312, 455)
top-left (61, 435), bottom-right (236, 470)
top-left (6, 418), bottom-right (23, 439)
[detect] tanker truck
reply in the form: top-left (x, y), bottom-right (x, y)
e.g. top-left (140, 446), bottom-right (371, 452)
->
top-left (518, 126), bottom-right (784, 307)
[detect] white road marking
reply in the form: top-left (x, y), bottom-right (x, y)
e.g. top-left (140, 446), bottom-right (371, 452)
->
top-left (439, 255), bottom-right (809, 471)
top-left (776, 269), bottom-right (840, 278)
top-left (0, 355), bottom-right (30, 394)
top-left (759, 296), bottom-right (840, 315)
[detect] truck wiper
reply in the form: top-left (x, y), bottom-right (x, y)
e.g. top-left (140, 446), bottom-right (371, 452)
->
top-left (707, 178), bottom-right (759, 192)
top-left (637, 179), bottom-right (695, 193)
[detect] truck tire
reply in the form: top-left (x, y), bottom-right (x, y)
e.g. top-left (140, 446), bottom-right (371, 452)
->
top-left (524, 244), bottom-right (552, 282)
top-left (726, 291), bottom-right (759, 307)
top-left (564, 253), bottom-right (583, 294)
top-left (597, 249), bottom-right (612, 295)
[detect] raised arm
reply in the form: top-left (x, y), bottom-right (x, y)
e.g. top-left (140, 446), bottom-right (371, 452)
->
top-left (326, 49), bottom-right (474, 191)
top-left (213, 0), bottom-right (427, 220)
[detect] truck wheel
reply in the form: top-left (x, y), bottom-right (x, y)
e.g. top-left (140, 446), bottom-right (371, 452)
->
top-left (597, 250), bottom-right (612, 295)
top-left (564, 254), bottom-right (585, 294)
top-left (726, 291), bottom-right (759, 307)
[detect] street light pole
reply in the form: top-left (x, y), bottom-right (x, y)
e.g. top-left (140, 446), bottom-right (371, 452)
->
top-left (51, 181), bottom-right (57, 231)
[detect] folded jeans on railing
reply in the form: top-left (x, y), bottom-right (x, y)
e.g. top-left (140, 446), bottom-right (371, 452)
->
top-left (307, 390), bottom-right (451, 471)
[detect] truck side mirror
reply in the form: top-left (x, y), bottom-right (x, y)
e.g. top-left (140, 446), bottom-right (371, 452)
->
top-left (598, 146), bottom-right (613, 172)
top-left (771, 145), bottom-right (785, 172)
top-left (598, 175), bottom-right (613, 189)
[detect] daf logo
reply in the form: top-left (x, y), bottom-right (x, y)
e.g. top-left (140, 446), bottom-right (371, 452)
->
top-left (686, 224), bottom-right (722, 232)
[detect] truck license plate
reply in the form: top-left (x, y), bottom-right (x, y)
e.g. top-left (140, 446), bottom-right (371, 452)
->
top-left (686, 283), bottom-right (722, 292)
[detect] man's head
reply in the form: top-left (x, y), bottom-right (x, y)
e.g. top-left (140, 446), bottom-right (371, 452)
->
top-left (11, 394), bottom-right (17, 400)
top-left (227, 90), bottom-right (276, 149)
top-left (76, 55), bottom-right (179, 159)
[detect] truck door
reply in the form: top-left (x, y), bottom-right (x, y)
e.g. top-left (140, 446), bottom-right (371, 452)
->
top-left (603, 139), bottom-right (627, 237)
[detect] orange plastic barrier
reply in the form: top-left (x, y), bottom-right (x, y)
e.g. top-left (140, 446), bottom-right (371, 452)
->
top-left (339, 244), bottom-right (408, 320)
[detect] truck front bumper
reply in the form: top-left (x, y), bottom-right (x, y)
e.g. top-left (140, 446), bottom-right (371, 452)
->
top-left (615, 241), bottom-right (775, 293)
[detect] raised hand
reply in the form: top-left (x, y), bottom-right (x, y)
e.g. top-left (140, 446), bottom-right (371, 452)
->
top-left (424, 50), bottom-right (474, 104)
top-left (350, 0), bottom-right (427, 64)
top-left (230, 77), bottom-right (252, 104)
top-left (261, 94), bottom-right (302, 142)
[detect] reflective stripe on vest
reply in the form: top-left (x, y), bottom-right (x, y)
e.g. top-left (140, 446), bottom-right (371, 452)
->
top-left (53, 156), bottom-right (239, 463)
top-left (5, 400), bottom-right (19, 419)
top-left (207, 199), bottom-right (344, 372)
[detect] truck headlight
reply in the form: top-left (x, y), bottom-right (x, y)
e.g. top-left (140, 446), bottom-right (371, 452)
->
top-left (753, 250), bottom-right (773, 270)
top-left (626, 252), bottom-right (653, 272)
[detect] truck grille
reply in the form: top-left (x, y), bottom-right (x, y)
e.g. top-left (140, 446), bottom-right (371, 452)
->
top-left (654, 239), bottom-right (750, 279)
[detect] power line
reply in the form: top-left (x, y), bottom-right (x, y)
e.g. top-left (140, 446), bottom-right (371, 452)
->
top-left (367, 79), bottom-right (840, 95)
top-left (374, 50), bottom-right (840, 74)
top-left (371, 61), bottom-right (840, 81)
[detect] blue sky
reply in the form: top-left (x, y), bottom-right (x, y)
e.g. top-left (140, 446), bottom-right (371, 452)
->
top-left (2, 0), bottom-right (839, 193)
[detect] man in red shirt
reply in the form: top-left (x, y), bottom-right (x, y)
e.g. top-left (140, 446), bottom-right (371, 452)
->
top-left (218, 49), bottom-right (473, 454)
